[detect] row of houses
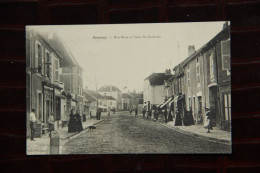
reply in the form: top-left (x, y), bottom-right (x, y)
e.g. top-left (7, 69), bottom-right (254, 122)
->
top-left (143, 23), bottom-right (231, 131)
top-left (26, 28), bottom-right (85, 136)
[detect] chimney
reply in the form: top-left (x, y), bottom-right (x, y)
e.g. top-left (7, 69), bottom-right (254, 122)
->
top-left (165, 69), bottom-right (171, 75)
top-left (223, 21), bottom-right (229, 29)
top-left (188, 45), bottom-right (195, 56)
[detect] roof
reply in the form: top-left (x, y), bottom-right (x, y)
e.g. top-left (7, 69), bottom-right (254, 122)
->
top-left (84, 92), bottom-right (96, 102)
top-left (84, 89), bottom-right (105, 99)
top-left (122, 93), bottom-right (133, 98)
top-left (145, 73), bottom-right (173, 85)
top-left (103, 96), bottom-right (116, 100)
top-left (129, 92), bottom-right (143, 98)
top-left (32, 29), bottom-right (82, 70)
top-left (98, 85), bottom-right (121, 92)
top-left (182, 25), bottom-right (230, 67)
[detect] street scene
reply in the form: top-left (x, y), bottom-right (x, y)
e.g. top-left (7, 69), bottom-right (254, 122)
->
top-left (26, 22), bottom-right (231, 154)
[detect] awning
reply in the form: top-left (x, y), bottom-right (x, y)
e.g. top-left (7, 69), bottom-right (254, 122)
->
top-left (169, 96), bottom-right (179, 105)
top-left (98, 105), bottom-right (108, 109)
top-left (56, 94), bottom-right (66, 99)
top-left (160, 97), bottom-right (173, 109)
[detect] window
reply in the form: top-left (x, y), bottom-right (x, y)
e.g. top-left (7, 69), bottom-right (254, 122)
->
top-left (38, 93), bottom-right (42, 120)
top-left (35, 42), bottom-right (43, 73)
top-left (188, 97), bottom-right (191, 108)
top-left (187, 68), bottom-right (190, 88)
top-left (209, 53), bottom-right (215, 81)
top-left (223, 93), bottom-right (231, 121)
top-left (221, 40), bottom-right (231, 75)
top-left (45, 52), bottom-right (52, 78)
top-left (196, 60), bottom-right (200, 85)
top-left (54, 59), bottom-right (59, 82)
top-left (178, 79), bottom-right (181, 93)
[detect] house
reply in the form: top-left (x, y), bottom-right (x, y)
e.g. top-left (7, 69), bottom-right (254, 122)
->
top-left (143, 71), bottom-right (173, 111)
top-left (181, 23), bottom-right (230, 130)
top-left (122, 93), bottom-right (134, 110)
top-left (26, 28), bottom-right (65, 136)
top-left (83, 91), bottom-right (97, 117)
top-left (85, 90), bottom-right (107, 112)
top-left (103, 96), bottom-right (117, 111)
top-left (98, 85), bottom-right (122, 110)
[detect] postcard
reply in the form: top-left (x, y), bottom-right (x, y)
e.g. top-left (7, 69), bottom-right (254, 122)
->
top-left (26, 22), bottom-right (231, 154)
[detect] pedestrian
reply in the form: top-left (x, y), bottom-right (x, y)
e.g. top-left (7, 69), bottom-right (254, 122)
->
top-left (108, 111), bottom-right (110, 116)
top-left (75, 110), bottom-right (83, 132)
top-left (68, 109), bottom-right (77, 133)
top-left (135, 109), bottom-right (138, 117)
top-left (164, 108), bottom-right (168, 123)
top-left (29, 108), bottom-right (37, 141)
top-left (97, 109), bottom-right (102, 120)
top-left (174, 109), bottom-right (182, 126)
top-left (48, 113), bottom-right (55, 137)
top-left (130, 109), bottom-right (132, 115)
top-left (205, 107), bottom-right (213, 133)
top-left (155, 109), bottom-right (159, 121)
top-left (142, 109), bottom-right (146, 119)
top-left (83, 113), bottom-right (86, 122)
top-left (152, 108), bottom-right (155, 120)
top-left (188, 107), bottom-right (195, 125)
top-left (183, 109), bottom-right (189, 126)
top-left (96, 109), bottom-right (99, 120)
top-left (90, 111), bottom-right (92, 118)
top-left (168, 110), bottom-right (173, 122)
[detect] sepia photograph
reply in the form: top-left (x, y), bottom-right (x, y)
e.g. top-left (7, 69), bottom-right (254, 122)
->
top-left (26, 22), bottom-right (231, 155)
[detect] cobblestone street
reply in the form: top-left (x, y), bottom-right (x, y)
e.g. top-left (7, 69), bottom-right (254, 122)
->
top-left (63, 111), bottom-right (231, 154)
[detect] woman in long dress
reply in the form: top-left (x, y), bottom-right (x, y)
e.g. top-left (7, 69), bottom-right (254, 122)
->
top-left (75, 110), bottom-right (83, 132)
top-left (68, 109), bottom-right (77, 133)
top-left (174, 109), bottom-right (182, 126)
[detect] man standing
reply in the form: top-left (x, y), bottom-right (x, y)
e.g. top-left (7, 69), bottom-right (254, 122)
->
top-left (142, 109), bottom-right (146, 119)
top-left (135, 109), bottom-right (138, 118)
top-left (205, 107), bottom-right (213, 133)
top-left (29, 108), bottom-right (37, 141)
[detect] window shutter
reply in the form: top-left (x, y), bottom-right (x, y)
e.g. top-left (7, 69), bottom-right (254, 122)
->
top-left (221, 40), bottom-right (230, 70)
top-left (35, 42), bottom-right (38, 68)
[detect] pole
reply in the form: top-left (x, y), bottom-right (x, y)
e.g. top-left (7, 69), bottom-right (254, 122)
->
top-left (95, 76), bottom-right (98, 113)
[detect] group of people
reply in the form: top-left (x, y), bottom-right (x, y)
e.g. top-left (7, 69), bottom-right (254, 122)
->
top-left (29, 108), bottom-right (56, 140)
top-left (130, 108), bottom-right (138, 117)
top-left (68, 109), bottom-right (83, 133)
top-left (174, 107), bottom-right (195, 126)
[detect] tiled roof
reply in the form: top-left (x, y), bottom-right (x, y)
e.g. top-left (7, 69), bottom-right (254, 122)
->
top-left (122, 93), bottom-right (133, 98)
top-left (34, 29), bottom-right (82, 69)
top-left (145, 73), bottom-right (173, 85)
top-left (84, 92), bottom-right (96, 102)
top-left (98, 85), bottom-right (121, 92)
top-left (103, 96), bottom-right (116, 100)
top-left (84, 89), bottom-right (105, 99)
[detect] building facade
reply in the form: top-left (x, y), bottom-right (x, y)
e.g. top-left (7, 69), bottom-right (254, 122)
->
top-left (98, 85), bottom-right (122, 110)
top-left (26, 28), bottom-right (64, 136)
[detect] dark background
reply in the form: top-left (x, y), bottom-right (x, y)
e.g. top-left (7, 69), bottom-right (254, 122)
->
top-left (0, 0), bottom-right (260, 172)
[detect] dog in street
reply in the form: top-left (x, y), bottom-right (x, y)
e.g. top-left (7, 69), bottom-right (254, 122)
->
top-left (88, 125), bottom-right (96, 131)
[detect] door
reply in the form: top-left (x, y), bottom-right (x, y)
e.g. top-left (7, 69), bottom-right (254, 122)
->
top-left (209, 86), bottom-right (218, 126)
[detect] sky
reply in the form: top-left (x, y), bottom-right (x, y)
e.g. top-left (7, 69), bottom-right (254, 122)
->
top-left (30, 22), bottom-right (226, 93)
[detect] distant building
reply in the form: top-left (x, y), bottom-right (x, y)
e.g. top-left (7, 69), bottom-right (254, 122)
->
top-left (122, 93), bottom-right (134, 110)
top-left (103, 96), bottom-right (117, 111)
top-left (143, 72), bottom-right (173, 111)
top-left (98, 85), bottom-right (122, 110)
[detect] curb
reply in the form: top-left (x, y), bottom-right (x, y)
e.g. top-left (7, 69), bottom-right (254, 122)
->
top-left (160, 123), bottom-right (231, 145)
top-left (62, 119), bottom-right (105, 142)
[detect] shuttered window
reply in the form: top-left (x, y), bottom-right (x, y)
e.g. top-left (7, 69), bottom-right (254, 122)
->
top-left (221, 40), bottom-right (231, 71)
